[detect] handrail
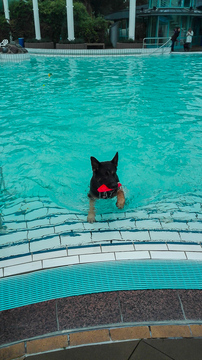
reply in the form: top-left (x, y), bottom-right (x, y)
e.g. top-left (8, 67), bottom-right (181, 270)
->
top-left (143, 37), bottom-right (171, 48)
top-left (148, 38), bottom-right (171, 55)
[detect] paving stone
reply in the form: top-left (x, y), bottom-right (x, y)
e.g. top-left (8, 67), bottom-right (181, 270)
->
top-left (69, 329), bottom-right (110, 346)
top-left (27, 335), bottom-right (68, 354)
top-left (151, 325), bottom-right (191, 338)
top-left (0, 342), bottom-right (25, 360)
top-left (190, 325), bottom-right (202, 337)
top-left (110, 326), bottom-right (150, 340)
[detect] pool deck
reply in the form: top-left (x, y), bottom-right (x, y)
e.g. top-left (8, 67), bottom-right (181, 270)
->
top-left (0, 196), bottom-right (202, 359)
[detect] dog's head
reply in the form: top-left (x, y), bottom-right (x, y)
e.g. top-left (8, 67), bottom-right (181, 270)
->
top-left (90, 152), bottom-right (119, 194)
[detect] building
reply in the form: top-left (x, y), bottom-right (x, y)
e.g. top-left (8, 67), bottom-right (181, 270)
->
top-left (105, 0), bottom-right (202, 49)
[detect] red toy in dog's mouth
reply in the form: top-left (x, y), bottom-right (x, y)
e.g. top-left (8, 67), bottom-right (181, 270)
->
top-left (97, 182), bottom-right (122, 193)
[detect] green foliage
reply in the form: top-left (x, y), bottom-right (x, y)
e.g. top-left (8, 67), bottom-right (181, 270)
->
top-left (9, 0), bottom-right (34, 39)
top-left (62, 2), bottom-right (108, 43)
top-left (6, 0), bottom-right (109, 44)
top-left (0, 14), bottom-right (10, 40)
top-left (39, 0), bottom-right (66, 43)
top-left (80, 0), bottom-right (129, 16)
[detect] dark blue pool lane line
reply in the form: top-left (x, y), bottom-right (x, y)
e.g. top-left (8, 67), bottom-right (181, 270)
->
top-left (1, 260), bottom-right (202, 311)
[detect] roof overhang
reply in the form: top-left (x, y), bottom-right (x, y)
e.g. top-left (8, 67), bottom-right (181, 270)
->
top-left (138, 8), bottom-right (202, 17)
top-left (105, 7), bottom-right (202, 20)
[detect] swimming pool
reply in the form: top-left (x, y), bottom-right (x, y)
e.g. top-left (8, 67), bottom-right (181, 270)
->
top-left (0, 54), bottom-right (202, 219)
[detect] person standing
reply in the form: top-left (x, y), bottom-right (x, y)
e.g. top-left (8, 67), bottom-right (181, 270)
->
top-left (171, 27), bottom-right (180, 52)
top-left (184, 28), bottom-right (194, 51)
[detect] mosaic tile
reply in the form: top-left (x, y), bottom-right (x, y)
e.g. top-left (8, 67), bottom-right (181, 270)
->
top-left (76, 214), bottom-right (103, 223)
top-left (83, 221), bottom-right (109, 231)
top-left (136, 220), bottom-right (162, 230)
top-left (43, 255), bottom-right (79, 269)
top-left (25, 208), bottom-right (48, 221)
top-left (47, 207), bottom-right (71, 216)
top-left (108, 219), bottom-right (136, 230)
top-left (22, 200), bottom-right (44, 212)
top-left (0, 231), bottom-right (27, 245)
top-left (135, 243), bottom-right (168, 251)
top-left (2, 203), bottom-right (25, 216)
top-left (2, 214), bottom-right (25, 222)
top-left (80, 252), bottom-right (115, 264)
top-left (33, 249), bottom-right (67, 261)
top-left (188, 222), bottom-right (202, 231)
top-left (101, 244), bottom-right (134, 252)
top-left (26, 218), bottom-right (51, 229)
top-left (160, 221), bottom-right (189, 231)
top-left (167, 244), bottom-right (202, 252)
top-left (68, 245), bottom-right (101, 256)
top-left (101, 212), bottom-right (126, 221)
top-left (3, 222), bottom-right (27, 231)
top-left (125, 211), bottom-right (149, 219)
top-left (185, 252), bottom-right (202, 261)
top-left (180, 232), bottom-right (202, 242)
top-left (149, 211), bottom-right (172, 219)
top-left (61, 232), bottom-right (91, 246)
top-left (150, 231), bottom-right (181, 241)
top-left (55, 222), bottom-right (84, 233)
top-left (0, 255), bottom-right (32, 268)
top-left (4, 261), bottom-right (42, 277)
top-left (172, 212), bottom-right (198, 221)
top-left (28, 227), bottom-right (55, 240)
top-left (115, 251), bottom-right (150, 260)
top-left (49, 214), bottom-right (74, 225)
top-left (30, 236), bottom-right (60, 252)
top-left (150, 251), bottom-right (186, 260)
top-left (121, 231), bottom-right (150, 241)
top-left (0, 242), bottom-right (30, 259)
top-left (91, 231), bottom-right (121, 242)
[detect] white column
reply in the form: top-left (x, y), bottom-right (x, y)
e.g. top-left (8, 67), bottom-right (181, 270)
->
top-left (3, 0), bottom-right (10, 21)
top-left (66, 0), bottom-right (75, 41)
top-left (128, 0), bottom-right (136, 40)
top-left (32, 0), bottom-right (41, 40)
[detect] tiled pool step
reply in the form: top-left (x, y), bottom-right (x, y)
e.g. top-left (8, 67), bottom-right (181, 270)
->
top-left (0, 197), bottom-right (202, 262)
top-left (0, 241), bottom-right (202, 278)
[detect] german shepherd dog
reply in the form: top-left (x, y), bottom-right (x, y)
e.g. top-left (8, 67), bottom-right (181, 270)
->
top-left (87, 152), bottom-right (125, 223)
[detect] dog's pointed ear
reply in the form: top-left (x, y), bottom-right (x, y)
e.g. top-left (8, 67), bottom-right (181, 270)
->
top-left (111, 152), bottom-right (118, 168)
top-left (90, 157), bottom-right (100, 172)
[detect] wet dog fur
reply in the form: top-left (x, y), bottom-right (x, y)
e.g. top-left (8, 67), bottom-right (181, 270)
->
top-left (87, 152), bottom-right (125, 223)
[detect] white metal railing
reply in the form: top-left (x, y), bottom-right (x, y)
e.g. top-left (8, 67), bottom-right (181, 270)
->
top-left (143, 37), bottom-right (171, 48)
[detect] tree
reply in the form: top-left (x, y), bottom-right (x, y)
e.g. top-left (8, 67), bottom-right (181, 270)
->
top-left (9, 0), bottom-right (34, 39)
top-left (0, 14), bottom-right (10, 40)
top-left (80, 0), bottom-right (129, 16)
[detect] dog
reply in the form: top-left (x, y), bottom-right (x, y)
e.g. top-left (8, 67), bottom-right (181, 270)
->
top-left (87, 152), bottom-right (125, 223)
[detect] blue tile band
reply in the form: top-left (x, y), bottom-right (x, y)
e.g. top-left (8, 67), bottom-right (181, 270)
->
top-left (1, 260), bottom-right (202, 311)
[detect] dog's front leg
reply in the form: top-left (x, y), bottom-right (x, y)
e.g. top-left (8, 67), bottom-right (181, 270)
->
top-left (116, 188), bottom-right (125, 209)
top-left (87, 198), bottom-right (96, 223)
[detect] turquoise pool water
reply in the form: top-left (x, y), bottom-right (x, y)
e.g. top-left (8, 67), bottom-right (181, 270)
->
top-left (0, 55), bottom-right (202, 215)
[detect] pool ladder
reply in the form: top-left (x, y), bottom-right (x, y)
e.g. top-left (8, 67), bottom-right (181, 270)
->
top-left (143, 37), bottom-right (171, 55)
